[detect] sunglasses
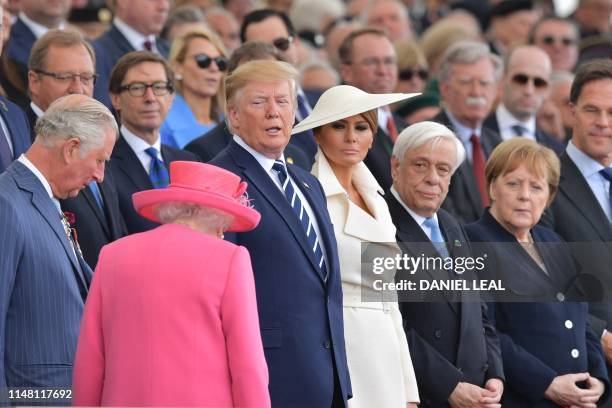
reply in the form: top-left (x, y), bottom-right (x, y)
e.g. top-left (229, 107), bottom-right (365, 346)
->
top-left (541, 35), bottom-right (576, 47)
top-left (511, 73), bottom-right (549, 89)
top-left (399, 68), bottom-right (428, 81)
top-left (193, 54), bottom-right (228, 71)
top-left (272, 36), bottom-right (294, 52)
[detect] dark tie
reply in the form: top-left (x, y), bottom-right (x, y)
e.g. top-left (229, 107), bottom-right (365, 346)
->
top-left (599, 168), bottom-right (612, 219)
top-left (423, 217), bottom-right (450, 258)
top-left (273, 160), bottom-right (327, 280)
top-left (512, 124), bottom-right (527, 137)
top-left (143, 39), bottom-right (153, 51)
top-left (470, 133), bottom-right (489, 207)
top-left (0, 124), bottom-right (13, 170)
top-left (386, 116), bottom-right (399, 143)
top-left (295, 93), bottom-right (311, 122)
top-left (145, 147), bottom-right (169, 188)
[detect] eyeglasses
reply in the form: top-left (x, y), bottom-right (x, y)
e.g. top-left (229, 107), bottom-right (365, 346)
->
top-left (272, 36), bottom-right (294, 52)
top-left (399, 68), bottom-right (428, 81)
top-left (511, 74), bottom-right (549, 89)
top-left (191, 54), bottom-right (228, 71)
top-left (541, 35), bottom-right (576, 47)
top-left (34, 69), bottom-right (98, 85)
top-left (118, 81), bottom-right (173, 97)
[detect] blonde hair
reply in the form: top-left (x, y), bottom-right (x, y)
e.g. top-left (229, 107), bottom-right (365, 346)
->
top-left (486, 138), bottom-right (560, 205)
top-left (170, 29), bottom-right (228, 120)
top-left (395, 39), bottom-right (428, 71)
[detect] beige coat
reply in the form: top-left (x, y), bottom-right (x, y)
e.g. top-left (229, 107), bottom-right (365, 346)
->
top-left (312, 149), bottom-right (419, 407)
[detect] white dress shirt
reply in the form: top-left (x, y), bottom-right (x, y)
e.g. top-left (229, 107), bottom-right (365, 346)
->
top-left (495, 104), bottom-right (536, 142)
top-left (390, 186), bottom-right (442, 241)
top-left (19, 12), bottom-right (65, 39)
top-left (445, 109), bottom-right (480, 164)
top-left (121, 125), bottom-right (163, 175)
top-left (113, 17), bottom-right (158, 53)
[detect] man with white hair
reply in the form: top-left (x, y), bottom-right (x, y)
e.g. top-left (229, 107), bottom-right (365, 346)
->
top-left (0, 94), bottom-right (117, 405)
top-left (433, 40), bottom-right (503, 223)
top-left (386, 120), bottom-right (504, 408)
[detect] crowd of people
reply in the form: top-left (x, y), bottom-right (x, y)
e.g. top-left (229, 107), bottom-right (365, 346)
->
top-left (0, 0), bottom-right (611, 406)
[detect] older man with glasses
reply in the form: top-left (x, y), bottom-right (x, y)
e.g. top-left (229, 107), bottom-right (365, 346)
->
top-left (484, 45), bottom-right (564, 156)
top-left (530, 16), bottom-right (580, 73)
top-left (108, 51), bottom-right (197, 235)
top-left (240, 8), bottom-right (320, 168)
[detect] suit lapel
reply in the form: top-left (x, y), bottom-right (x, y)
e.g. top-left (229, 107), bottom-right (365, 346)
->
top-left (114, 136), bottom-right (153, 191)
top-left (81, 184), bottom-right (111, 236)
top-left (110, 25), bottom-right (137, 54)
top-left (559, 154), bottom-right (612, 241)
top-left (229, 142), bottom-right (324, 283)
top-left (11, 163), bottom-right (89, 294)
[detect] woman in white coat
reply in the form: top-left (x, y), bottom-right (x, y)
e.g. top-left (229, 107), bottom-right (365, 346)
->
top-left (293, 85), bottom-right (420, 408)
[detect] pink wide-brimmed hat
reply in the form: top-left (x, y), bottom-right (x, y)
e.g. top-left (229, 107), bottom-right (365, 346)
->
top-left (132, 161), bottom-right (260, 232)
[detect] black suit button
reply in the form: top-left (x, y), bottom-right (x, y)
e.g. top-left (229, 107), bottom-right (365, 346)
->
top-left (482, 363), bottom-right (489, 372)
top-left (434, 329), bottom-right (442, 338)
top-left (323, 340), bottom-right (331, 349)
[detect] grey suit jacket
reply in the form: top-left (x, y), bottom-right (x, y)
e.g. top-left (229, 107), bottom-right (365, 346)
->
top-left (0, 161), bottom-right (92, 404)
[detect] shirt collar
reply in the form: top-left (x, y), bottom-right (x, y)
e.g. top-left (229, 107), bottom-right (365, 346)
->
top-left (445, 108), bottom-right (480, 143)
top-left (497, 104), bottom-right (536, 136)
top-left (121, 125), bottom-right (161, 155)
top-left (566, 139), bottom-right (608, 178)
top-left (30, 102), bottom-right (44, 118)
top-left (19, 12), bottom-right (65, 39)
top-left (17, 154), bottom-right (56, 203)
top-left (113, 17), bottom-right (156, 52)
top-left (233, 134), bottom-right (285, 173)
top-left (377, 107), bottom-right (392, 129)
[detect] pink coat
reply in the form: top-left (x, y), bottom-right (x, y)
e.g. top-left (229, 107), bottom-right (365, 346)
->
top-left (72, 223), bottom-right (270, 407)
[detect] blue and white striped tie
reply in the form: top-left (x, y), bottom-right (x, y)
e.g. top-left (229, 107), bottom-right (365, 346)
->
top-left (273, 160), bottom-right (327, 279)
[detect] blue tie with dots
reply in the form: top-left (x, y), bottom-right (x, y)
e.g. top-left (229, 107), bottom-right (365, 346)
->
top-left (145, 147), bottom-right (169, 189)
top-left (273, 160), bottom-right (327, 280)
top-left (423, 217), bottom-right (450, 258)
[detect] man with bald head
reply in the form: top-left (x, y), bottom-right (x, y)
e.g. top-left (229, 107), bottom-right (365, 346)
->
top-left (0, 95), bottom-right (117, 405)
top-left (484, 45), bottom-right (563, 155)
top-left (363, 0), bottom-right (413, 42)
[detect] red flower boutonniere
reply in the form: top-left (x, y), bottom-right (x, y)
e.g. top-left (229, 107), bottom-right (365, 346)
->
top-left (63, 211), bottom-right (76, 226)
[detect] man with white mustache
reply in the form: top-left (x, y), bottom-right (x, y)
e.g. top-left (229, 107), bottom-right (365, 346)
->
top-left (433, 41), bottom-right (504, 223)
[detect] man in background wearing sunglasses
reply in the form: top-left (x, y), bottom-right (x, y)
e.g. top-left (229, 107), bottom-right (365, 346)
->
top-left (27, 28), bottom-right (128, 270)
top-left (240, 8), bottom-right (319, 169)
top-left (484, 45), bottom-right (564, 156)
top-left (530, 16), bottom-right (579, 73)
top-left (108, 51), bottom-right (197, 235)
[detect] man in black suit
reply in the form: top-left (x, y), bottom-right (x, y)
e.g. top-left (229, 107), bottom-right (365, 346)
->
top-left (386, 120), bottom-right (504, 407)
top-left (339, 27), bottom-right (405, 190)
top-left (483, 45), bottom-right (564, 156)
top-left (541, 59), bottom-right (612, 384)
top-left (27, 29), bottom-right (126, 269)
top-left (93, 0), bottom-right (170, 107)
top-left (434, 40), bottom-right (503, 224)
top-left (109, 52), bottom-right (197, 234)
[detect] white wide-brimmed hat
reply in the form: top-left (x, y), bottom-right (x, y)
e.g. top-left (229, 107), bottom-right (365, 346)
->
top-left (291, 85), bottom-right (419, 135)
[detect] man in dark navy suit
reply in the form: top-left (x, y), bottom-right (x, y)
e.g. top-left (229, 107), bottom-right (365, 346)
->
top-left (1, 0), bottom-right (71, 108)
top-left (339, 27), bottom-right (407, 190)
top-left (93, 0), bottom-right (170, 107)
top-left (109, 52), bottom-right (197, 234)
top-left (240, 8), bottom-right (319, 168)
top-left (210, 59), bottom-right (351, 407)
top-left (386, 121), bottom-right (504, 407)
top-left (483, 45), bottom-right (564, 156)
top-left (25, 29), bottom-right (127, 269)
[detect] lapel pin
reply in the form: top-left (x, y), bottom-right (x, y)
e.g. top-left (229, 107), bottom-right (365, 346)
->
top-left (287, 157), bottom-right (294, 164)
top-left (303, 182), bottom-right (310, 189)
top-left (453, 240), bottom-right (462, 247)
top-left (0, 100), bottom-right (7, 112)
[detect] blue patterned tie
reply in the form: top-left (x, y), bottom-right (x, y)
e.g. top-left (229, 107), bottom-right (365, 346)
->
top-left (88, 182), bottom-right (105, 211)
top-left (145, 147), bottom-right (169, 189)
top-left (423, 217), bottom-right (450, 258)
top-left (273, 160), bottom-right (327, 279)
top-left (599, 168), bottom-right (612, 220)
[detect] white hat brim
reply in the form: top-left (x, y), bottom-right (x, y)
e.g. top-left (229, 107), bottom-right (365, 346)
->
top-left (291, 85), bottom-right (420, 135)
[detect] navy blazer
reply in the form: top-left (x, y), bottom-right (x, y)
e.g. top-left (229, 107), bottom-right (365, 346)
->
top-left (210, 141), bottom-right (352, 406)
top-left (184, 122), bottom-right (311, 170)
top-left (93, 24), bottom-right (169, 108)
top-left (109, 134), bottom-right (197, 234)
top-left (0, 97), bottom-right (30, 173)
top-left (466, 210), bottom-right (610, 407)
top-left (433, 110), bottom-right (502, 224)
top-left (483, 113), bottom-right (564, 156)
top-left (385, 193), bottom-right (503, 407)
top-left (0, 162), bottom-right (92, 405)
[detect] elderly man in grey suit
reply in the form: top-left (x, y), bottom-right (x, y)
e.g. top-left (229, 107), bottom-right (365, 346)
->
top-left (0, 94), bottom-right (117, 406)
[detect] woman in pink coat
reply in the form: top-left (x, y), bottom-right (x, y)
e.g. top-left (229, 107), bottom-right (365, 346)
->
top-left (72, 161), bottom-right (269, 407)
